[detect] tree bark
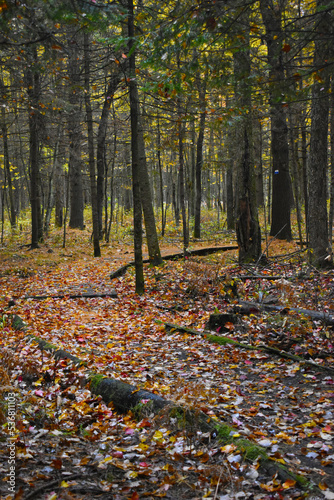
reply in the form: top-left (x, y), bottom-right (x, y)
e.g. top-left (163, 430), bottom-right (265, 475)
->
top-left (96, 71), bottom-right (121, 238)
top-left (1, 105), bottom-right (16, 228)
top-left (260, 0), bottom-right (292, 241)
top-left (128, 0), bottom-right (144, 294)
top-left (308, 0), bottom-right (332, 267)
top-left (233, 4), bottom-right (261, 262)
top-left (194, 79), bottom-right (206, 239)
top-left (84, 32), bottom-right (101, 257)
top-left (55, 129), bottom-right (64, 228)
top-left (68, 32), bottom-right (84, 230)
top-left (26, 48), bottom-right (43, 248)
top-left (137, 114), bottom-right (163, 265)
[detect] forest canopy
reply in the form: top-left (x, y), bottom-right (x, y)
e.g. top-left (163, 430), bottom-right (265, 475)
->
top-left (0, 0), bottom-right (333, 271)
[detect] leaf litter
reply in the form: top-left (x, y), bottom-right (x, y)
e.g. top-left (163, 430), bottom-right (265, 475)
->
top-left (1, 239), bottom-right (334, 499)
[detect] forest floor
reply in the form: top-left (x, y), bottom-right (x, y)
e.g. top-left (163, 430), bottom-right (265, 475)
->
top-left (1, 221), bottom-right (334, 500)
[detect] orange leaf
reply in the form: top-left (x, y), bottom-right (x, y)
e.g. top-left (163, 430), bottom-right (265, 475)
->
top-left (283, 479), bottom-right (296, 489)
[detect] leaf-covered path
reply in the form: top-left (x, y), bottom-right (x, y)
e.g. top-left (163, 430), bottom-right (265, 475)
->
top-left (1, 239), bottom-right (334, 499)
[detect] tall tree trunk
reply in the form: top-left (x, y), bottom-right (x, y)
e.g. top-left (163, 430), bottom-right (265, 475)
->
top-left (226, 165), bottom-right (234, 230)
top-left (128, 0), bottom-right (144, 294)
top-left (55, 129), bottom-right (64, 228)
top-left (137, 115), bottom-right (163, 265)
top-left (260, 0), bottom-right (292, 241)
top-left (157, 118), bottom-right (166, 236)
top-left (68, 33), bottom-right (84, 230)
top-left (84, 32), bottom-right (101, 257)
top-left (177, 102), bottom-right (189, 253)
top-left (194, 80), bottom-right (206, 239)
top-left (329, 77), bottom-right (334, 249)
top-left (1, 105), bottom-right (16, 228)
top-left (26, 49), bottom-right (43, 248)
top-left (308, 0), bottom-right (332, 266)
top-left (254, 115), bottom-right (264, 207)
top-left (301, 114), bottom-right (308, 244)
top-left (96, 71), bottom-right (121, 238)
top-left (189, 120), bottom-right (196, 218)
top-left (233, 4), bottom-right (261, 263)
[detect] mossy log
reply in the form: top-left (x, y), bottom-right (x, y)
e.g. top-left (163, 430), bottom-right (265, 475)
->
top-left (90, 376), bottom-right (171, 414)
top-left (9, 313), bottom-right (313, 489)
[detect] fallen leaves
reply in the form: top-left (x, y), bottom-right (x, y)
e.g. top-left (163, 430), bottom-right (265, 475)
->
top-left (1, 239), bottom-right (334, 498)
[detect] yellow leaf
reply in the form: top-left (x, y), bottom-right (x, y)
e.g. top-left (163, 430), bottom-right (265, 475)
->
top-left (138, 443), bottom-right (149, 451)
top-left (153, 430), bottom-right (164, 441)
top-left (221, 444), bottom-right (237, 453)
top-left (283, 479), bottom-right (296, 489)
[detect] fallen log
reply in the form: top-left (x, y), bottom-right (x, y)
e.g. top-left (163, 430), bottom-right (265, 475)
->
top-left (10, 315), bottom-right (210, 423)
top-left (24, 291), bottom-right (117, 300)
top-left (8, 314), bottom-right (315, 488)
top-left (110, 245), bottom-right (238, 279)
top-left (238, 299), bottom-right (334, 326)
top-left (90, 375), bottom-right (171, 415)
top-left (162, 321), bottom-right (334, 375)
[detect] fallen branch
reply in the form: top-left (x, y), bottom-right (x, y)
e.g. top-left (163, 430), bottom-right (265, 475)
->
top-left (110, 245), bottom-right (238, 279)
top-left (238, 299), bottom-right (334, 326)
top-left (24, 291), bottom-right (117, 300)
top-left (24, 473), bottom-right (81, 500)
top-left (162, 321), bottom-right (334, 375)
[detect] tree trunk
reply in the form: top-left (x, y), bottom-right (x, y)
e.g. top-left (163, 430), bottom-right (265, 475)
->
top-left (1, 105), bottom-right (16, 228)
top-left (254, 116), bottom-right (264, 207)
top-left (26, 49), bottom-right (43, 248)
top-left (308, 0), bottom-right (332, 266)
top-left (128, 0), bottom-right (144, 294)
top-left (226, 166), bottom-right (234, 230)
top-left (84, 32), bottom-right (101, 258)
top-left (96, 71), bottom-right (121, 238)
top-left (260, 0), bottom-right (292, 241)
top-left (178, 104), bottom-right (189, 253)
top-left (233, 4), bottom-right (261, 262)
top-left (55, 130), bottom-right (64, 228)
top-left (193, 80), bottom-right (206, 239)
top-left (137, 114), bottom-right (163, 265)
top-left (157, 118), bottom-right (166, 236)
top-left (329, 78), bottom-right (334, 249)
top-left (68, 33), bottom-right (84, 230)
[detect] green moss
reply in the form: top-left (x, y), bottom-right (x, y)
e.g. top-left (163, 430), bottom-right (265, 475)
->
top-left (207, 334), bottom-right (256, 349)
top-left (215, 423), bottom-right (311, 489)
top-left (207, 335), bottom-right (237, 345)
top-left (235, 439), bottom-right (268, 461)
top-left (43, 341), bottom-right (58, 350)
top-left (89, 373), bottom-right (106, 392)
top-left (11, 314), bottom-right (27, 331)
top-left (216, 423), bottom-right (269, 460)
top-left (216, 422), bottom-right (234, 440)
top-left (27, 335), bottom-right (57, 351)
top-left (168, 406), bottom-right (189, 426)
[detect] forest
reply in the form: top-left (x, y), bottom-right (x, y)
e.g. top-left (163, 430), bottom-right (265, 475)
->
top-left (0, 0), bottom-right (333, 270)
top-left (1, 0), bottom-right (334, 499)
